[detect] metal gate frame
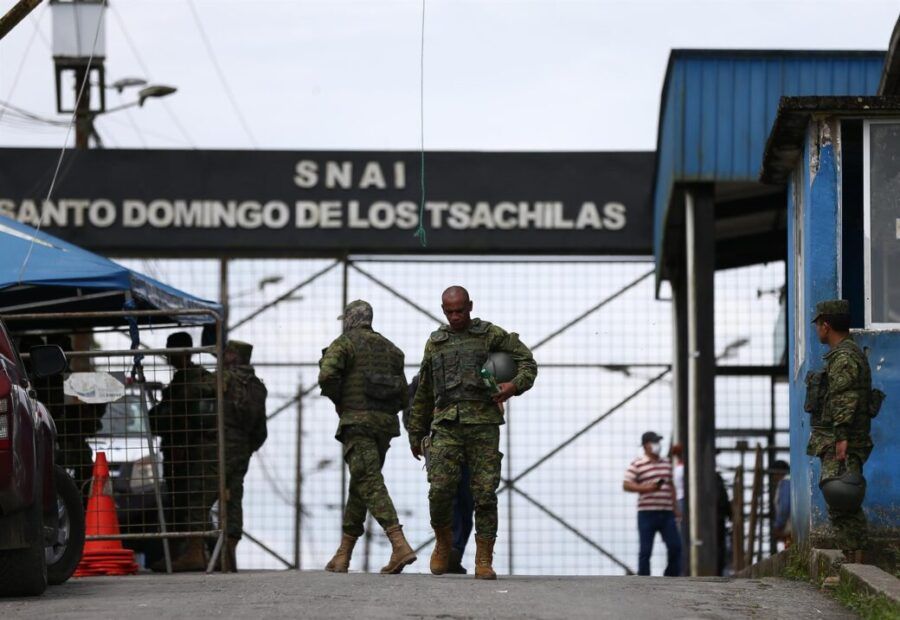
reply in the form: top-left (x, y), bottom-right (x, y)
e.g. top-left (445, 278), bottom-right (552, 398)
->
top-left (191, 255), bottom-right (786, 574)
top-left (3, 308), bottom-right (231, 573)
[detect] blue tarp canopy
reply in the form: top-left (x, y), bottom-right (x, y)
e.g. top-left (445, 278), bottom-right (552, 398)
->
top-left (0, 214), bottom-right (221, 328)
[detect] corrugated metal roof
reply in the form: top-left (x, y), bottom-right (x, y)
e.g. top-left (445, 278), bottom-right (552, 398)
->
top-left (653, 50), bottom-right (884, 282)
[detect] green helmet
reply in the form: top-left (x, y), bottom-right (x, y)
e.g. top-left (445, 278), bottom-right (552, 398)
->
top-left (483, 352), bottom-right (517, 383)
top-left (819, 471), bottom-right (866, 513)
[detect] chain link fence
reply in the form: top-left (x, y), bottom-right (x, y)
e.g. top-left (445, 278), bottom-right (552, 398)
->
top-left (9, 310), bottom-right (229, 572)
top-left (9, 258), bottom-right (787, 575)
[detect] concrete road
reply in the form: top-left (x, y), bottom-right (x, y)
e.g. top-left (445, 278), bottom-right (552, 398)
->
top-left (0, 572), bottom-right (853, 619)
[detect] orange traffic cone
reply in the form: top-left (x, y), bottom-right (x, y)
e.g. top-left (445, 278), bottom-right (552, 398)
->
top-left (74, 452), bottom-right (139, 577)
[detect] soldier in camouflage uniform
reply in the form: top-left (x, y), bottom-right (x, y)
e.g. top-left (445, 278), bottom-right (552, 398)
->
top-left (407, 286), bottom-right (537, 580)
top-left (149, 332), bottom-right (215, 572)
top-left (215, 340), bottom-right (268, 572)
top-left (319, 300), bottom-right (417, 574)
top-left (807, 300), bottom-right (873, 557)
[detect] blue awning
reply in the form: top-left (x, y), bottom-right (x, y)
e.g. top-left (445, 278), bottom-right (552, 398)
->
top-left (0, 214), bottom-right (221, 327)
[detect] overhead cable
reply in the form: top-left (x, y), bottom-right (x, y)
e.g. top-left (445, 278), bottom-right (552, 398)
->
top-left (0, 2), bottom-right (48, 127)
top-left (184, 0), bottom-right (259, 148)
top-left (109, 4), bottom-right (196, 148)
top-left (16, 3), bottom-right (105, 283)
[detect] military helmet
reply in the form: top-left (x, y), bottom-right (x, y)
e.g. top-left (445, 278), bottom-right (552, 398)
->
top-left (483, 352), bottom-right (517, 383)
top-left (226, 340), bottom-right (254, 363)
top-left (819, 470), bottom-right (866, 513)
top-left (811, 299), bottom-right (850, 324)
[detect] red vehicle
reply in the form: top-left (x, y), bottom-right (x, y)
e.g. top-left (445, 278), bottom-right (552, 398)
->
top-left (0, 319), bottom-right (84, 596)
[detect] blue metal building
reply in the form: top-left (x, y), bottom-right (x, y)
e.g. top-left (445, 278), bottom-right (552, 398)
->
top-left (760, 91), bottom-right (900, 549)
top-left (652, 49), bottom-right (884, 575)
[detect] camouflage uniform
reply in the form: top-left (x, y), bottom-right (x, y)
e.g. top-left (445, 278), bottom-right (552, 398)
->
top-left (224, 362), bottom-right (266, 540)
top-left (206, 341), bottom-right (266, 541)
top-left (407, 318), bottom-right (537, 539)
top-left (806, 301), bottom-right (873, 551)
top-left (319, 300), bottom-right (408, 537)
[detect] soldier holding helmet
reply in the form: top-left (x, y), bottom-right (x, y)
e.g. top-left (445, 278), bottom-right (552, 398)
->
top-left (407, 286), bottom-right (537, 580)
top-left (806, 299), bottom-right (883, 560)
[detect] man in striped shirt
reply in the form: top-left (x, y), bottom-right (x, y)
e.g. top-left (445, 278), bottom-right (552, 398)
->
top-left (623, 431), bottom-right (682, 576)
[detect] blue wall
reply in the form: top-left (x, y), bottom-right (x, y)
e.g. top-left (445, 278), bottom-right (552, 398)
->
top-left (787, 118), bottom-right (900, 542)
top-left (654, 51), bottom-right (884, 281)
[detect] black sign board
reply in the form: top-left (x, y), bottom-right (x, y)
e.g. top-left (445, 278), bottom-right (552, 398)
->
top-left (0, 149), bottom-right (653, 256)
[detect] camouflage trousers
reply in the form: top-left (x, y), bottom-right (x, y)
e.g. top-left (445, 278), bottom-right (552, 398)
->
top-left (224, 442), bottom-right (252, 540)
top-left (341, 428), bottom-right (399, 537)
top-left (819, 450), bottom-right (869, 551)
top-left (185, 440), bottom-right (252, 540)
top-left (428, 421), bottom-right (501, 540)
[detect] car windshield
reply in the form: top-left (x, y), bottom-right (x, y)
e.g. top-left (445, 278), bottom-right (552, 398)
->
top-left (97, 396), bottom-right (149, 436)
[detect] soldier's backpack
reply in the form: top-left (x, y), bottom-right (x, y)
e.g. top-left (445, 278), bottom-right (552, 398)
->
top-left (234, 371), bottom-right (268, 452)
top-left (869, 388), bottom-right (885, 419)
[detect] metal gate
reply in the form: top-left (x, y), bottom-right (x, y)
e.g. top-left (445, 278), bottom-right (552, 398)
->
top-left (105, 256), bottom-right (787, 575)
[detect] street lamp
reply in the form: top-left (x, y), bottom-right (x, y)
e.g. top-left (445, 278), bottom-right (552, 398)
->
top-left (109, 77), bottom-right (147, 93)
top-left (87, 85), bottom-right (177, 147)
top-left (138, 85), bottom-right (177, 106)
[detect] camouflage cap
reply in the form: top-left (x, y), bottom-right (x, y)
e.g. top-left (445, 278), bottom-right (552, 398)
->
top-left (811, 299), bottom-right (850, 323)
top-left (337, 300), bottom-right (373, 325)
top-left (225, 340), bottom-right (253, 362)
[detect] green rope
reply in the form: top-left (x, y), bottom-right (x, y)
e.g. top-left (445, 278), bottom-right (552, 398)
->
top-left (415, 151), bottom-right (426, 246)
top-left (414, 0), bottom-right (427, 248)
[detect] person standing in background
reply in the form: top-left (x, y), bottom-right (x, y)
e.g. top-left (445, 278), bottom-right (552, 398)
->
top-left (670, 443), bottom-right (686, 576)
top-left (405, 374), bottom-right (474, 574)
top-left (772, 460), bottom-right (791, 549)
top-left (623, 431), bottom-right (682, 576)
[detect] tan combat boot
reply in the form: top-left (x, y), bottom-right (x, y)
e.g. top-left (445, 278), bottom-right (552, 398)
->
top-left (325, 534), bottom-right (357, 573)
top-left (169, 538), bottom-right (208, 572)
top-left (380, 524), bottom-right (417, 574)
top-left (474, 536), bottom-right (497, 580)
top-left (430, 525), bottom-right (453, 575)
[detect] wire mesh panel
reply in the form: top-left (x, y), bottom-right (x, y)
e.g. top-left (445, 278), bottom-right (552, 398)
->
top-left (97, 256), bottom-right (789, 576)
top-left (9, 311), bottom-right (228, 572)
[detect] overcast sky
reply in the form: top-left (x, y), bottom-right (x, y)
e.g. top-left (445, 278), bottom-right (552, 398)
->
top-left (0, 0), bottom-right (897, 152)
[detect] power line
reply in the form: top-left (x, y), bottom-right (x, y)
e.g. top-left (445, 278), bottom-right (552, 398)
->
top-left (0, 1), bottom-right (49, 127)
top-left (0, 99), bottom-right (67, 126)
top-left (17, 4), bottom-right (105, 283)
top-left (184, 0), bottom-right (259, 148)
top-left (99, 112), bottom-right (194, 147)
top-left (109, 3), bottom-right (197, 148)
top-left (116, 91), bottom-right (148, 148)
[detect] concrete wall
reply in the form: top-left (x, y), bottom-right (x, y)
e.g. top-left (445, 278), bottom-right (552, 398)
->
top-left (787, 116), bottom-right (899, 545)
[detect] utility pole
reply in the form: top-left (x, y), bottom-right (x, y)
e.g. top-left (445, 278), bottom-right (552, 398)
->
top-left (74, 65), bottom-right (92, 149)
top-left (0, 0), bottom-right (43, 42)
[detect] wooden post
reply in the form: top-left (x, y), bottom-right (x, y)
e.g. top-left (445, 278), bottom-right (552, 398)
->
top-left (745, 444), bottom-right (764, 567)
top-left (732, 467), bottom-right (745, 570)
top-left (0, 0), bottom-right (42, 41)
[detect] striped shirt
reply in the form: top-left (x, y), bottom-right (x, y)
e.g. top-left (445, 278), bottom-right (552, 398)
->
top-left (624, 455), bottom-right (675, 512)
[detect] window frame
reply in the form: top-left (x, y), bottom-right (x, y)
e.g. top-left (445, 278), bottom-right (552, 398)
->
top-left (862, 119), bottom-right (900, 330)
top-left (792, 163), bottom-right (805, 376)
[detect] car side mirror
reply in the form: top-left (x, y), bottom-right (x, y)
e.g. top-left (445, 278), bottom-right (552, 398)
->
top-left (29, 345), bottom-right (68, 378)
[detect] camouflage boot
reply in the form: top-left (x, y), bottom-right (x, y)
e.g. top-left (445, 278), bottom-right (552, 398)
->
top-left (380, 525), bottom-right (417, 574)
top-left (325, 534), bottom-right (357, 573)
top-left (169, 538), bottom-right (208, 573)
top-left (430, 525), bottom-right (453, 575)
top-left (474, 536), bottom-right (496, 580)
